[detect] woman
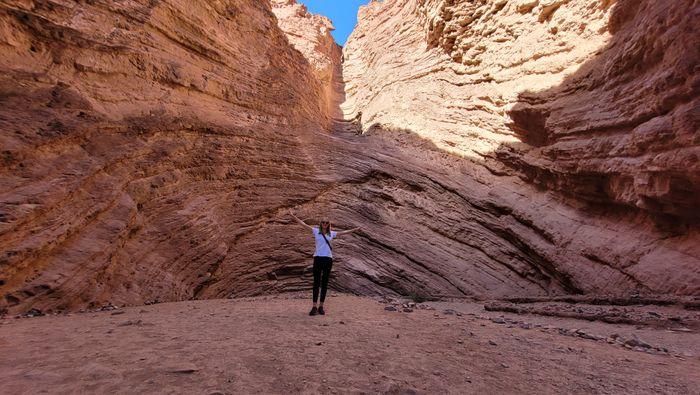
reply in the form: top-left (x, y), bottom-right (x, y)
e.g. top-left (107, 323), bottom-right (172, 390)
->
top-left (288, 211), bottom-right (360, 316)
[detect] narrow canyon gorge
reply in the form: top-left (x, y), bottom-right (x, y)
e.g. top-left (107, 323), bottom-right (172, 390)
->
top-left (0, 0), bottom-right (698, 315)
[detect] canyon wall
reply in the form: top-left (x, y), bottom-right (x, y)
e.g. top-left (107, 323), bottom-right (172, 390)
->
top-left (336, 0), bottom-right (699, 297)
top-left (344, 0), bottom-right (699, 219)
top-left (0, 0), bottom-right (337, 313)
top-left (271, 0), bottom-right (344, 118)
top-left (1, 0), bottom-right (698, 314)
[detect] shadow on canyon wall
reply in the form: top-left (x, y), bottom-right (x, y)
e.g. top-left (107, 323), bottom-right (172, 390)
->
top-left (500, 0), bottom-right (699, 228)
top-left (315, 125), bottom-right (586, 301)
top-left (1, 0), bottom-right (698, 314)
top-left (313, 0), bottom-right (699, 300)
top-left (0, 0), bottom-right (335, 313)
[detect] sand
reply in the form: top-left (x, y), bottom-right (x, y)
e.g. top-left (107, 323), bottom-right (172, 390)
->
top-left (1, 294), bottom-right (698, 394)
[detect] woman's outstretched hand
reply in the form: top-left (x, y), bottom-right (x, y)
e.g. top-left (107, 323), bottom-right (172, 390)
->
top-left (337, 227), bottom-right (361, 236)
top-left (287, 210), bottom-right (300, 220)
top-left (288, 209), bottom-right (313, 231)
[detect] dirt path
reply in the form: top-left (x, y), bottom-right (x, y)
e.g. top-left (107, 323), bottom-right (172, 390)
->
top-left (1, 294), bottom-right (698, 394)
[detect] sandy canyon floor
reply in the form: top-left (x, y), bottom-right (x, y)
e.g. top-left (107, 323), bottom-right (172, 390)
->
top-left (1, 294), bottom-right (699, 394)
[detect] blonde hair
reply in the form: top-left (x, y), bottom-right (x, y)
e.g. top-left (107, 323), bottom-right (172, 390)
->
top-left (319, 219), bottom-right (331, 236)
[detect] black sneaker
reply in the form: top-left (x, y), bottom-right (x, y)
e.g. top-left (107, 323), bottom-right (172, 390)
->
top-left (309, 307), bottom-right (318, 316)
top-left (318, 306), bottom-right (325, 315)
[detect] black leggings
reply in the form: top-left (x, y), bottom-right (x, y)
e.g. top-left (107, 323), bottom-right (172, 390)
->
top-left (312, 256), bottom-right (333, 303)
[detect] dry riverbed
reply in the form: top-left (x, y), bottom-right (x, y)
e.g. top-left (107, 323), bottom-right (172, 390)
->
top-left (1, 294), bottom-right (698, 394)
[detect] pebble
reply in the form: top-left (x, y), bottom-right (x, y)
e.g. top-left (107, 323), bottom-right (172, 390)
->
top-left (625, 336), bottom-right (652, 349)
top-left (580, 333), bottom-right (604, 341)
top-left (118, 319), bottom-right (143, 326)
top-left (384, 306), bottom-right (397, 312)
top-left (167, 368), bottom-right (198, 374)
top-left (403, 308), bottom-right (414, 313)
top-left (489, 340), bottom-right (497, 346)
top-left (99, 304), bottom-right (118, 311)
top-left (22, 308), bottom-right (44, 318)
top-left (670, 327), bottom-right (692, 332)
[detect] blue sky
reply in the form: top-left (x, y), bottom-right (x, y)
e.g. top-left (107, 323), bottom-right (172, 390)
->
top-left (298, 0), bottom-right (371, 46)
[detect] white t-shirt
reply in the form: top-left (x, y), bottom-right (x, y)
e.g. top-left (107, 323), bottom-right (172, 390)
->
top-left (313, 227), bottom-right (337, 258)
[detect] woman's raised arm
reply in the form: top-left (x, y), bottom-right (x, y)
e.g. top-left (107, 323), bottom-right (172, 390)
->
top-left (288, 210), bottom-right (314, 232)
top-left (335, 227), bottom-right (361, 237)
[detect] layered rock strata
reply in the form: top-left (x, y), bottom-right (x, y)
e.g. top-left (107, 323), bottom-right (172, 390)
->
top-left (1, 0), bottom-right (698, 314)
top-left (0, 0), bottom-right (333, 313)
top-left (343, 0), bottom-right (699, 219)
top-left (271, 0), bottom-right (344, 118)
top-left (338, 0), bottom-right (699, 296)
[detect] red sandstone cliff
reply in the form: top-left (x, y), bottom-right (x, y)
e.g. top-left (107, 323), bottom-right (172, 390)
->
top-left (338, 0), bottom-right (699, 296)
top-left (1, 0), bottom-right (698, 314)
top-left (344, 0), bottom-right (699, 219)
top-left (0, 0), bottom-right (333, 313)
top-left (271, 0), bottom-right (344, 119)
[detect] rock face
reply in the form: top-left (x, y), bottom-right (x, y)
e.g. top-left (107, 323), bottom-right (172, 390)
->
top-left (344, 0), bottom-right (699, 218)
top-left (1, 0), bottom-right (698, 313)
top-left (338, 0), bottom-right (699, 296)
top-left (0, 0), bottom-right (334, 312)
top-left (270, 0), bottom-right (344, 118)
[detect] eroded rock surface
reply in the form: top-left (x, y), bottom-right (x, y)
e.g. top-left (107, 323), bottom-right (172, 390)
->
top-left (344, 0), bottom-right (699, 218)
top-left (338, 0), bottom-right (699, 296)
top-left (0, 0), bottom-right (333, 312)
top-left (271, 0), bottom-right (344, 118)
top-left (1, 0), bottom-right (698, 314)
